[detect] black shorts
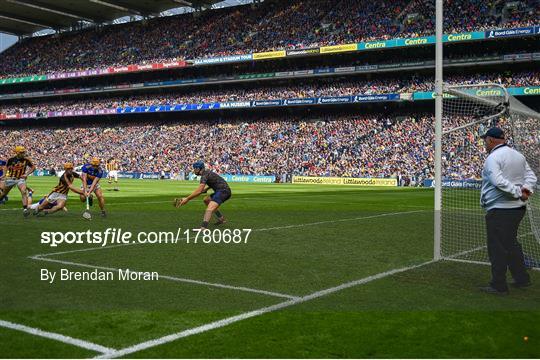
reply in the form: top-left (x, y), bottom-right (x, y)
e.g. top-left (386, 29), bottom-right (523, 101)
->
top-left (210, 190), bottom-right (231, 205)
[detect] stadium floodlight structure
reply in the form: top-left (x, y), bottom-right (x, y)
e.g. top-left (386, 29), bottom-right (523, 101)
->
top-left (433, 1), bottom-right (540, 269)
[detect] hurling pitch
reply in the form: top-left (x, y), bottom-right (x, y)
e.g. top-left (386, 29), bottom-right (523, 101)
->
top-left (0, 177), bottom-right (539, 358)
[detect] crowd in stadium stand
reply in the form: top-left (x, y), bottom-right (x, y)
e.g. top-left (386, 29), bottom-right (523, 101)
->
top-left (405, 0), bottom-right (538, 34)
top-left (0, 0), bottom-right (537, 78)
top-left (1, 71), bottom-right (538, 116)
top-left (0, 113), bottom-right (493, 184)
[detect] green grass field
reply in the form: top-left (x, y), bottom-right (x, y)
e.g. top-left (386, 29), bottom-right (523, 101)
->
top-left (0, 177), bottom-right (538, 358)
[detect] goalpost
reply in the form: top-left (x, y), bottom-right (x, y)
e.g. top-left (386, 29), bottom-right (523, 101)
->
top-left (433, 0), bottom-right (443, 261)
top-left (439, 84), bottom-right (540, 269)
top-left (433, 1), bottom-right (540, 269)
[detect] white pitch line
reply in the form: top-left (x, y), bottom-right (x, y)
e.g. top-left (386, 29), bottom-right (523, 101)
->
top-left (446, 245), bottom-right (486, 259)
top-left (446, 257), bottom-right (540, 272)
top-left (255, 210), bottom-right (424, 231)
top-left (0, 319), bottom-right (114, 354)
top-left (443, 232), bottom-right (534, 262)
top-left (32, 242), bottom-right (138, 258)
top-left (30, 256), bottom-right (298, 300)
top-left (20, 209), bottom-right (426, 352)
top-left (445, 258), bottom-right (491, 267)
top-left (157, 275), bottom-right (298, 300)
top-left (24, 210), bottom-right (422, 307)
top-left (96, 260), bottom-right (434, 359)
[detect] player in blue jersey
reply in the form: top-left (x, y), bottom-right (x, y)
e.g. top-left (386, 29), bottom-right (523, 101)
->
top-left (30, 196), bottom-right (67, 214)
top-left (80, 157), bottom-right (107, 217)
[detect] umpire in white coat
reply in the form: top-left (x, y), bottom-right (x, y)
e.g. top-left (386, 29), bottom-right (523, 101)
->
top-left (480, 127), bottom-right (537, 294)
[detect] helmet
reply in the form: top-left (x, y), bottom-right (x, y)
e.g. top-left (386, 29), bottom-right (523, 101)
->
top-left (193, 160), bottom-right (205, 170)
top-left (64, 162), bottom-right (74, 170)
top-left (90, 157), bottom-right (100, 166)
top-left (14, 146), bottom-right (26, 154)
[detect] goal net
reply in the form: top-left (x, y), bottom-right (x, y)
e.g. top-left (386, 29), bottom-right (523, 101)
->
top-left (440, 83), bottom-right (540, 269)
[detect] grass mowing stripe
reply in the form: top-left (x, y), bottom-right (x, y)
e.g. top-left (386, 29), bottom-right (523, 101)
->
top-left (30, 256), bottom-right (299, 300)
top-left (0, 188), bottom-right (431, 211)
top-left (27, 210), bottom-right (424, 300)
top-left (0, 319), bottom-right (115, 354)
top-left (96, 260), bottom-right (435, 359)
top-left (31, 210), bottom-right (425, 259)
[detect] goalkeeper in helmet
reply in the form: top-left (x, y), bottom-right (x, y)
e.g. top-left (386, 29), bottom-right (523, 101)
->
top-left (174, 161), bottom-right (231, 229)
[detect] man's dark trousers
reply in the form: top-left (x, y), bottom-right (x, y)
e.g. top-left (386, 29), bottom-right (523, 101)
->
top-left (485, 207), bottom-right (530, 291)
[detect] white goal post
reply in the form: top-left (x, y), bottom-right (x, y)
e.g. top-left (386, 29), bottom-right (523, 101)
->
top-left (433, 0), bottom-right (540, 269)
top-left (435, 83), bottom-right (540, 269)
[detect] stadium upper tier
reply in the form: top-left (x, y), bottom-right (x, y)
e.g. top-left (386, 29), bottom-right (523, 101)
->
top-left (0, 50), bottom-right (537, 99)
top-left (0, 71), bottom-right (538, 118)
top-left (0, 0), bottom-right (537, 79)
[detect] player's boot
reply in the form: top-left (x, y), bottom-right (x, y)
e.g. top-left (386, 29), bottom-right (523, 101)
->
top-left (214, 217), bottom-right (227, 225)
top-left (23, 208), bottom-right (30, 218)
top-left (101, 210), bottom-right (107, 218)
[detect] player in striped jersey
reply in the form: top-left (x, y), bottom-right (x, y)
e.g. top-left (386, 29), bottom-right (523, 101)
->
top-left (0, 146), bottom-right (35, 216)
top-left (106, 158), bottom-right (120, 191)
top-left (0, 157), bottom-right (6, 204)
top-left (34, 163), bottom-right (84, 215)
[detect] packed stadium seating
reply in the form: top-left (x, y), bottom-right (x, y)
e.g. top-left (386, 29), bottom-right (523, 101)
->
top-left (0, 0), bottom-right (537, 184)
top-left (0, 0), bottom-right (537, 78)
top-left (0, 112), bottom-right (493, 184)
top-left (0, 71), bottom-right (538, 116)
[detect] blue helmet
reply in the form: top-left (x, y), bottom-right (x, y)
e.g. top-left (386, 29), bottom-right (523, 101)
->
top-left (193, 160), bottom-right (205, 170)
